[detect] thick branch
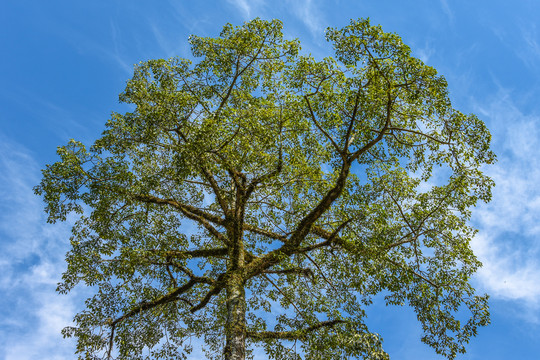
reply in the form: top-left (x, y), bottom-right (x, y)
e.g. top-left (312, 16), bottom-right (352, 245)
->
top-left (105, 276), bottom-right (216, 357)
top-left (293, 239), bottom-right (333, 253)
top-left (308, 222), bottom-right (357, 252)
top-left (132, 193), bottom-right (230, 246)
top-left (190, 272), bottom-right (228, 313)
top-left (132, 194), bottom-right (225, 226)
top-left (167, 262), bottom-right (216, 285)
top-left (244, 161), bottom-right (353, 279)
top-left (111, 279), bottom-right (199, 327)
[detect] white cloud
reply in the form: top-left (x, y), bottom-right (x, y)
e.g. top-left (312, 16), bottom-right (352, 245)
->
top-left (470, 91), bottom-right (540, 311)
top-left (472, 233), bottom-right (540, 305)
top-left (3, 264), bottom-right (79, 360)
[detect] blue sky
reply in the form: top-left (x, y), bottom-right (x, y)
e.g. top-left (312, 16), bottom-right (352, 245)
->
top-left (1, 0), bottom-right (539, 359)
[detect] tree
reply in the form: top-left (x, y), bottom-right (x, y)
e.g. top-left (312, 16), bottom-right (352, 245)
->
top-left (35, 18), bottom-right (495, 360)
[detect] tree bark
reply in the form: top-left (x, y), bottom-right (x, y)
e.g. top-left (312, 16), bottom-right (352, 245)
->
top-left (224, 200), bottom-right (247, 360)
top-left (223, 272), bottom-right (246, 360)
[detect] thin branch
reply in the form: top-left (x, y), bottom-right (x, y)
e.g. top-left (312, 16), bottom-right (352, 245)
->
top-left (213, 32), bottom-right (269, 120)
top-left (166, 265), bottom-right (177, 287)
top-left (167, 262), bottom-right (216, 286)
top-left (145, 247), bottom-right (228, 259)
top-left (179, 178), bottom-right (214, 187)
top-left (262, 273), bottom-right (310, 322)
top-left (246, 141), bottom-right (283, 196)
top-left (247, 319), bottom-right (347, 341)
top-left (344, 87), bottom-right (363, 151)
top-left (387, 192), bottom-right (415, 235)
top-left (211, 125), bottom-right (241, 154)
top-left (246, 200), bottom-right (296, 215)
top-left (199, 166), bottom-right (230, 215)
top-left (243, 223), bottom-right (289, 242)
top-left (262, 267), bottom-right (314, 282)
top-left (384, 257), bottom-right (439, 288)
top-left (386, 127), bottom-right (451, 145)
top-left (207, 150), bottom-right (245, 188)
top-left (303, 253), bottom-right (340, 295)
top-left (349, 94), bottom-right (391, 163)
top-left (364, 45), bottom-right (391, 87)
top-left (303, 95), bottom-right (344, 157)
top-left (384, 231), bottom-right (417, 250)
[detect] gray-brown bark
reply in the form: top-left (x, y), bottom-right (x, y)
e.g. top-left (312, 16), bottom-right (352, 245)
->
top-left (224, 272), bottom-right (247, 360)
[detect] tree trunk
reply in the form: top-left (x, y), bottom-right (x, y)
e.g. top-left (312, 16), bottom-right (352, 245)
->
top-left (224, 272), bottom-right (246, 360)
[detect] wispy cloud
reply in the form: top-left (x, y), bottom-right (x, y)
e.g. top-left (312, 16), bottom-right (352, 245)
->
top-left (0, 136), bottom-right (81, 359)
top-left (439, 0), bottom-right (454, 23)
top-left (107, 19), bottom-right (134, 74)
top-left (165, 0), bottom-right (214, 36)
top-left (226, 0), bottom-right (267, 20)
top-left (286, 0), bottom-right (325, 38)
top-left (149, 21), bottom-right (178, 58)
top-left (471, 90), bottom-right (540, 312)
top-left (519, 23), bottom-right (540, 70)
top-left (53, 19), bottom-right (134, 76)
top-left (491, 21), bottom-right (540, 75)
top-left (227, 0), bottom-right (253, 18)
top-left (0, 85), bottom-right (99, 145)
top-left (414, 41), bottom-right (435, 64)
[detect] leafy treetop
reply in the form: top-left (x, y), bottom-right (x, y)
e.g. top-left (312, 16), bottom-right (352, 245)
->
top-left (35, 18), bottom-right (494, 360)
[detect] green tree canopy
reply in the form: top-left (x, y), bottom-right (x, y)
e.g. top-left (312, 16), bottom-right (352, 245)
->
top-left (35, 18), bottom-right (495, 360)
